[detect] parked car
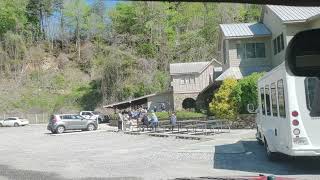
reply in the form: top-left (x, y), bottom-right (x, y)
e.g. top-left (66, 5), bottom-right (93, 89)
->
top-left (0, 117), bottom-right (29, 127)
top-left (80, 111), bottom-right (108, 123)
top-left (47, 114), bottom-right (98, 134)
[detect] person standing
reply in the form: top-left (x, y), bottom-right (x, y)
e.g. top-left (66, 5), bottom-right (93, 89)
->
top-left (118, 112), bottom-right (123, 131)
top-left (150, 112), bottom-right (158, 131)
top-left (170, 112), bottom-right (177, 131)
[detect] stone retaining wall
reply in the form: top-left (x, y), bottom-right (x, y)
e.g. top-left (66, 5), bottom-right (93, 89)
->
top-left (230, 114), bottom-right (256, 129)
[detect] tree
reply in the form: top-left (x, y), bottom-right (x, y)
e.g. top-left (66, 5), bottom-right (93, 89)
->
top-left (209, 78), bottom-right (238, 121)
top-left (26, 0), bottom-right (54, 40)
top-left (0, 0), bottom-right (28, 35)
top-left (63, 0), bottom-right (90, 61)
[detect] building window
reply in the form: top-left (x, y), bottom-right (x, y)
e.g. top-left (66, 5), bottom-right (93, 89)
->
top-left (273, 39), bottom-right (277, 55)
top-left (273, 33), bottom-right (285, 55)
top-left (256, 43), bottom-right (266, 58)
top-left (265, 85), bottom-right (271, 116)
top-left (280, 34), bottom-right (284, 50)
top-left (189, 76), bottom-right (196, 84)
top-left (245, 43), bottom-right (266, 59)
top-left (236, 44), bottom-right (242, 59)
top-left (180, 77), bottom-right (186, 85)
top-left (277, 36), bottom-right (281, 54)
top-left (271, 83), bottom-right (278, 117)
top-left (246, 43), bottom-right (256, 58)
top-left (277, 79), bottom-right (286, 118)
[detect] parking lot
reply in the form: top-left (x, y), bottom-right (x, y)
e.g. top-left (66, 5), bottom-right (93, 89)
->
top-left (0, 125), bottom-right (320, 180)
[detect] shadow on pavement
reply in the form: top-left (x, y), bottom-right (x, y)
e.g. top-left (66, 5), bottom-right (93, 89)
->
top-left (0, 164), bottom-right (143, 180)
top-left (214, 140), bottom-right (320, 175)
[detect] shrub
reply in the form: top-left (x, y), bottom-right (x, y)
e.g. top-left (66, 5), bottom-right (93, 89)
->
top-left (209, 78), bottom-right (238, 121)
top-left (232, 72), bottom-right (264, 113)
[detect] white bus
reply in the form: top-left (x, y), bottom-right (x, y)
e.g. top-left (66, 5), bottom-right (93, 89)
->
top-left (254, 61), bottom-right (320, 160)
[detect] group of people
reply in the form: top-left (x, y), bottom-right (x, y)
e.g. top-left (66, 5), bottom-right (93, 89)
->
top-left (117, 106), bottom-right (177, 132)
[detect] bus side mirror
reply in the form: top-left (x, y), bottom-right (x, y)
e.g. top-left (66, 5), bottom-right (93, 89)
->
top-left (247, 104), bottom-right (257, 114)
top-left (286, 29), bottom-right (320, 77)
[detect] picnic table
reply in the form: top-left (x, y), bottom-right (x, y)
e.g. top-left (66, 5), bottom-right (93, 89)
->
top-left (125, 117), bottom-right (230, 135)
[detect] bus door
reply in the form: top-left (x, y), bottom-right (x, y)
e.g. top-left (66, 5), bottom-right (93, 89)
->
top-left (258, 87), bottom-right (267, 139)
top-left (274, 79), bottom-right (288, 150)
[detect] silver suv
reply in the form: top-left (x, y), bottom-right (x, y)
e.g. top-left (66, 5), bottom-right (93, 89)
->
top-left (47, 114), bottom-right (98, 134)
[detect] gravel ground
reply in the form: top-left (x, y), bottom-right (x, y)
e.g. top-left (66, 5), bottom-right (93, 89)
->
top-left (0, 124), bottom-right (320, 180)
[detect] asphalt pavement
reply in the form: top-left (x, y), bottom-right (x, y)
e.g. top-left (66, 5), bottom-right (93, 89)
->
top-left (0, 124), bottom-right (319, 180)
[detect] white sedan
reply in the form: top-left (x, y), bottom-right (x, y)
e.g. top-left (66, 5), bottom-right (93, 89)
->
top-left (0, 117), bottom-right (29, 127)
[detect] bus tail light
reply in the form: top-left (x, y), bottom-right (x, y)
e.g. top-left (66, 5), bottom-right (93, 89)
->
top-left (292, 111), bottom-right (299, 117)
top-left (292, 119), bottom-right (299, 126)
top-left (293, 128), bottom-right (300, 135)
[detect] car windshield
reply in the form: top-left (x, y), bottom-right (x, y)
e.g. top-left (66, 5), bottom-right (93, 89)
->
top-left (0, 0), bottom-right (320, 179)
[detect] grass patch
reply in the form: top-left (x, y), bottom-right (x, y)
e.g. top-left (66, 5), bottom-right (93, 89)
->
top-left (153, 111), bottom-right (206, 120)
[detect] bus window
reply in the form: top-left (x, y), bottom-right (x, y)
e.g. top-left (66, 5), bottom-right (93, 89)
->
top-left (271, 83), bottom-right (278, 117)
top-left (305, 77), bottom-right (320, 117)
top-left (260, 87), bottom-right (265, 115)
top-left (265, 85), bottom-right (271, 116)
top-left (277, 79), bottom-right (286, 118)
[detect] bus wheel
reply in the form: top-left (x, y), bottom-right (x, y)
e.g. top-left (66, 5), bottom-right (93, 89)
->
top-left (265, 140), bottom-right (278, 161)
top-left (257, 138), bottom-right (264, 145)
top-left (257, 133), bottom-right (264, 145)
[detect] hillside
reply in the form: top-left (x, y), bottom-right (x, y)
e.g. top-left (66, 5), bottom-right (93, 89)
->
top-left (0, 0), bottom-right (261, 114)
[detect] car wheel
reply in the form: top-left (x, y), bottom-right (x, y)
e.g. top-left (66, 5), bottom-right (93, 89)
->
top-left (14, 123), bottom-right (19, 127)
top-left (87, 124), bottom-right (95, 131)
top-left (98, 118), bottom-right (102, 124)
top-left (265, 140), bottom-right (278, 161)
top-left (51, 130), bottom-right (56, 134)
top-left (56, 126), bottom-right (65, 134)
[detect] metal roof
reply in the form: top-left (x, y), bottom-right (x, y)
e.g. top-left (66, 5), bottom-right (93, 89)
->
top-left (170, 61), bottom-right (212, 75)
top-left (267, 5), bottom-right (320, 22)
top-left (220, 23), bottom-right (271, 39)
top-left (103, 93), bottom-right (157, 108)
top-left (215, 66), bottom-right (271, 81)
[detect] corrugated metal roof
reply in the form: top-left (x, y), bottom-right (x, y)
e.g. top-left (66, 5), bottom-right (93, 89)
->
top-left (267, 5), bottom-right (320, 22)
top-left (170, 61), bottom-right (211, 75)
top-left (216, 66), bottom-right (271, 81)
top-left (215, 67), bottom-right (243, 81)
top-left (220, 23), bottom-right (271, 39)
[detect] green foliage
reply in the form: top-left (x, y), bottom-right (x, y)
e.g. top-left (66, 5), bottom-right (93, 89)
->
top-left (209, 78), bottom-right (238, 121)
top-left (137, 43), bottom-right (156, 58)
top-left (238, 5), bottom-right (261, 22)
top-left (3, 31), bottom-right (27, 60)
top-left (210, 73), bottom-right (264, 120)
top-left (153, 111), bottom-right (206, 120)
top-left (63, 0), bottom-right (90, 35)
top-left (74, 80), bottom-right (102, 111)
top-left (109, 3), bottom-right (138, 34)
top-left (0, 0), bottom-right (28, 35)
top-left (232, 72), bottom-right (264, 113)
